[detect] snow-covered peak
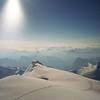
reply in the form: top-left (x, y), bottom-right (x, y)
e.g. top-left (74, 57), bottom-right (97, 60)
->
top-left (24, 60), bottom-right (47, 73)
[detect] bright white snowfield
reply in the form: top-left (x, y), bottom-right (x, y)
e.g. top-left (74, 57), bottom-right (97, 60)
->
top-left (0, 61), bottom-right (100, 100)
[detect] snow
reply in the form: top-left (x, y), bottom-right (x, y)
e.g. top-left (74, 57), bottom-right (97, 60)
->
top-left (77, 63), bottom-right (97, 75)
top-left (0, 62), bottom-right (100, 100)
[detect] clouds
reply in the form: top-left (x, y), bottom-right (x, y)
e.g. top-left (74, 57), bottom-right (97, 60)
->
top-left (0, 39), bottom-right (100, 50)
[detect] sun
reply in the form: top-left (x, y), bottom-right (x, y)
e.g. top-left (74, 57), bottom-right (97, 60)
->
top-left (2, 0), bottom-right (24, 32)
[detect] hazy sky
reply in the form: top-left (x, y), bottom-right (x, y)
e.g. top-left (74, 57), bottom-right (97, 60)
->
top-left (0, 0), bottom-right (100, 50)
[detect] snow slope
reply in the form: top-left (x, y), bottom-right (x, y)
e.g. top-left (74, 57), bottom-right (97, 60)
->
top-left (0, 62), bottom-right (100, 100)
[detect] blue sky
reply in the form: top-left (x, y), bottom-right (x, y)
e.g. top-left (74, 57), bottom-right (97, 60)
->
top-left (0, 0), bottom-right (100, 49)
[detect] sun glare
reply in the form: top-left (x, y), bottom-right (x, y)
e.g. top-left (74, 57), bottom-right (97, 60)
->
top-left (0, 0), bottom-right (24, 48)
top-left (1, 0), bottom-right (24, 33)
